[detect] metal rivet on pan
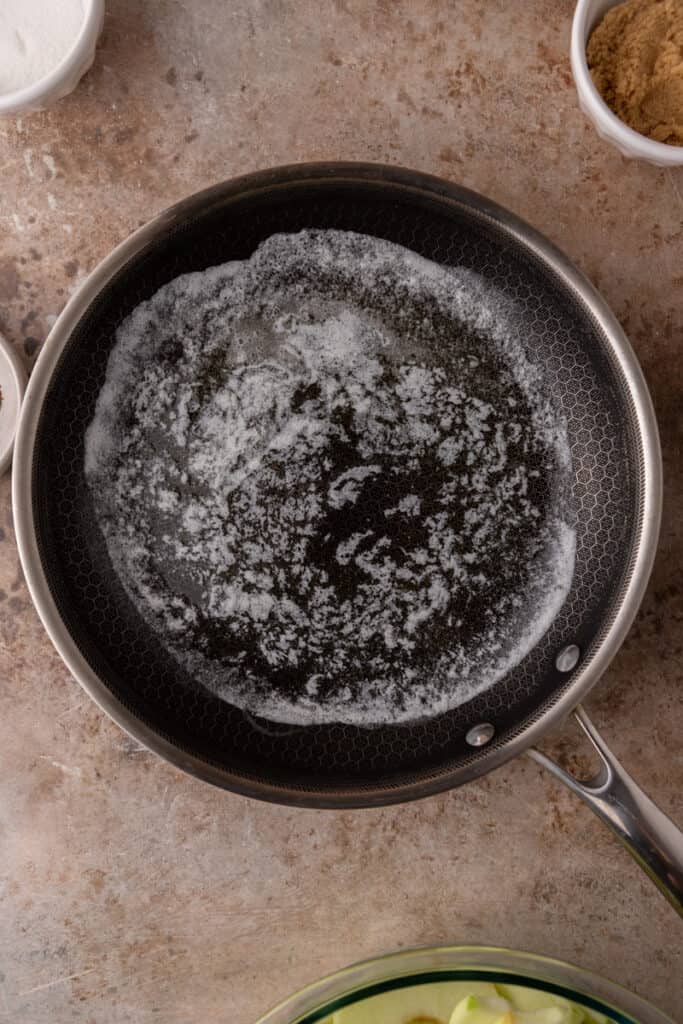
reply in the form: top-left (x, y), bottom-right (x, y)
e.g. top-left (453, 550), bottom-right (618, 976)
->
top-left (465, 722), bottom-right (495, 747)
top-left (556, 644), bottom-right (581, 673)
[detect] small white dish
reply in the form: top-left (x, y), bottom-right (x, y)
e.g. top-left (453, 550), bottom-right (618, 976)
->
top-left (571, 0), bottom-right (683, 166)
top-left (0, 334), bottom-right (27, 476)
top-left (0, 0), bottom-right (105, 116)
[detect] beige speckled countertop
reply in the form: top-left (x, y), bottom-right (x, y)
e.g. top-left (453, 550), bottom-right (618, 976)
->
top-left (0, 2), bottom-right (682, 1022)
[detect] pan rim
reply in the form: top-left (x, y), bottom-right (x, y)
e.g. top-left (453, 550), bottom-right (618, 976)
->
top-left (12, 161), bottom-right (662, 807)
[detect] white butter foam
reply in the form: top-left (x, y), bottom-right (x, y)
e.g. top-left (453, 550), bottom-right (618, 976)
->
top-left (85, 230), bottom-right (575, 726)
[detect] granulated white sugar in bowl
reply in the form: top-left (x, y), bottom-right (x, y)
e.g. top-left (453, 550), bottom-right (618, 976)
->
top-left (0, 0), bottom-right (85, 94)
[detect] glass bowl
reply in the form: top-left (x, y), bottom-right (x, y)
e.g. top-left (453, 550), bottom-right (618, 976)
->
top-left (257, 947), bottom-right (673, 1024)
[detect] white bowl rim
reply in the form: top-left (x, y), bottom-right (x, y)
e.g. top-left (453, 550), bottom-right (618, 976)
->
top-left (0, 333), bottom-right (27, 475)
top-left (0, 0), bottom-right (105, 113)
top-left (571, 0), bottom-right (683, 163)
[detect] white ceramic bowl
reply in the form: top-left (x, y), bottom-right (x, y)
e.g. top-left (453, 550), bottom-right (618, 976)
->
top-left (0, 0), bottom-right (105, 116)
top-left (0, 334), bottom-right (26, 476)
top-left (571, 0), bottom-right (683, 166)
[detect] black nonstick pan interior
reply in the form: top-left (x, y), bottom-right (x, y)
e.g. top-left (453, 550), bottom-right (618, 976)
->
top-left (29, 165), bottom-right (642, 804)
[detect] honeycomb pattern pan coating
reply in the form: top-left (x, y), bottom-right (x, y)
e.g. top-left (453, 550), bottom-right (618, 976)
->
top-left (13, 164), bottom-right (661, 806)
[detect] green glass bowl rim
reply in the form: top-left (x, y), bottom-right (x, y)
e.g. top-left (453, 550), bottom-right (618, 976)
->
top-left (257, 946), bottom-right (673, 1024)
top-left (290, 969), bottom-right (633, 1024)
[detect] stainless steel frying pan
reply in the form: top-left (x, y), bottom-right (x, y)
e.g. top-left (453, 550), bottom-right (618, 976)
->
top-left (12, 163), bottom-right (682, 912)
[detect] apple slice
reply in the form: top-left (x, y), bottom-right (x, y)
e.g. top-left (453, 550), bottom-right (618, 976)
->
top-left (330, 982), bottom-right (500, 1024)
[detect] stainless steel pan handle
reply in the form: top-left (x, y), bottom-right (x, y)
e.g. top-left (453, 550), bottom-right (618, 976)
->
top-left (529, 705), bottom-right (683, 916)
